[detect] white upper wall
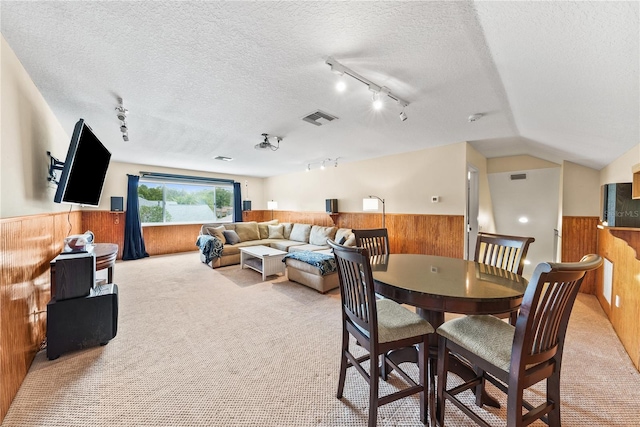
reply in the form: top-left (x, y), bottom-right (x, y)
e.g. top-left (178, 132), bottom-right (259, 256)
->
top-left (264, 142), bottom-right (468, 215)
top-left (600, 144), bottom-right (640, 185)
top-left (1, 35), bottom-right (71, 218)
top-left (562, 161), bottom-right (601, 217)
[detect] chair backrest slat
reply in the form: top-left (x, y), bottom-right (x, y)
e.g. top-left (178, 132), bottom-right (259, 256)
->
top-left (354, 228), bottom-right (390, 256)
top-left (512, 254), bottom-right (602, 370)
top-left (474, 232), bottom-right (535, 275)
top-left (329, 239), bottom-right (378, 337)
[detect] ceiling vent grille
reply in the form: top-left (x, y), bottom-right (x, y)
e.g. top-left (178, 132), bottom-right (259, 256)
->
top-left (302, 110), bottom-right (339, 126)
top-left (214, 156), bottom-right (233, 162)
top-left (510, 173), bottom-right (527, 180)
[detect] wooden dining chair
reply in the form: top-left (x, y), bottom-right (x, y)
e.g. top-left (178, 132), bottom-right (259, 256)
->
top-left (436, 254), bottom-right (603, 427)
top-left (354, 228), bottom-right (390, 256)
top-left (328, 239), bottom-right (434, 427)
top-left (474, 232), bottom-right (535, 276)
top-left (474, 232), bottom-right (535, 324)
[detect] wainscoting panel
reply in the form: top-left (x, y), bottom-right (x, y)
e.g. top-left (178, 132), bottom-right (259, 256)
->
top-left (141, 224), bottom-right (203, 256)
top-left (561, 216), bottom-right (599, 293)
top-left (596, 228), bottom-right (640, 371)
top-left (82, 211), bottom-right (125, 258)
top-left (246, 210), bottom-right (465, 258)
top-left (0, 211), bottom-right (81, 422)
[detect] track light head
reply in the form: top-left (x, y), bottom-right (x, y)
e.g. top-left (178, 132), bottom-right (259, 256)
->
top-left (399, 111), bottom-right (408, 122)
top-left (468, 113), bottom-right (483, 123)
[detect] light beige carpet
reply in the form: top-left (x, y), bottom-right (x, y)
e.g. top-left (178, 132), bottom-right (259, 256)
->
top-left (3, 252), bottom-right (640, 427)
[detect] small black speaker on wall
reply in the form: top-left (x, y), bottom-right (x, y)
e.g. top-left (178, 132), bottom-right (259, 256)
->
top-left (326, 199), bottom-right (338, 214)
top-left (110, 196), bottom-right (123, 212)
top-left (243, 200), bottom-right (252, 211)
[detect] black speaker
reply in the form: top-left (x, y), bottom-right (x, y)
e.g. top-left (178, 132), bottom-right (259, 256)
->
top-left (53, 252), bottom-right (95, 300)
top-left (326, 199), bottom-right (338, 213)
top-left (111, 196), bottom-right (123, 212)
top-left (243, 200), bottom-right (252, 211)
top-left (47, 283), bottom-right (119, 360)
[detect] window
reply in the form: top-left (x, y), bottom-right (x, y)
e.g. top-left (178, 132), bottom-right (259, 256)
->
top-left (138, 174), bottom-right (234, 224)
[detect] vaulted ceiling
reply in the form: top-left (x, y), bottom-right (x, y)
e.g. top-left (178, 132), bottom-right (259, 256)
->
top-left (2, 1), bottom-right (638, 177)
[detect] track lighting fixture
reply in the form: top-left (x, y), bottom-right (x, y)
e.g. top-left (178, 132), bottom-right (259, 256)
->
top-left (304, 157), bottom-right (340, 171)
top-left (326, 56), bottom-right (409, 121)
top-left (115, 98), bottom-right (129, 141)
top-left (255, 133), bottom-right (282, 151)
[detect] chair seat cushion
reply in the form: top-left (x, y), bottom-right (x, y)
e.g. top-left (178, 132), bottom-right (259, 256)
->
top-left (437, 315), bottom-right (515, 371)
top-left (376, 299), bottom-right (434, 343)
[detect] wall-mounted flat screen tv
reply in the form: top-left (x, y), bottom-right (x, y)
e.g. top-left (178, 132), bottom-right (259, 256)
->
top-left (54, 119), bottom-right (111, 207)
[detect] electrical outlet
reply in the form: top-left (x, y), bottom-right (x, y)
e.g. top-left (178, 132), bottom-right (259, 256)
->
top-left (615, 295), bottom-right (621, 308)
top-left (431, 196), bottom-right (439, 203)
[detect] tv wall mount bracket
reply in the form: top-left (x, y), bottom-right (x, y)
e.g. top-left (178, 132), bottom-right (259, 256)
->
top-left (47, 151), bottom-right (65, 185)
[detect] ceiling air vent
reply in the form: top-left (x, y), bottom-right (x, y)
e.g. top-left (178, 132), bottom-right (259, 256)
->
top-left (510, 173), bottom-right (527, 180)
top-left (214, 156), bottom-right (233, 162)
top-left (302, 110), bottom-right (339, 126)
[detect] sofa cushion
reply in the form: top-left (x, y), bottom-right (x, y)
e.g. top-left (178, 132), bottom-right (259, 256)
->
top-left (289, 223), bottom-right (312, 243)
top-left (204, 225), bottom-right (227, 244)
top-left (223, 230), bottom-right (241, 245)
top-left (281, 222), bottom-right (294, 239)
top-left (268, 224), bottom-right (285, 239)
top-left (234, 221), bottom-right (260, 242)
top-left (335, 228), bottom-right (353, 245)
top-left (344, 234), bottom-right (356, 247)
top-left (289, 244), bottom-right (330, 252)
top-left (270, 240), bottom-right (306, 252)
top-left (309, 225), bottom-right (337, 246)
top-left (258, 220), bottom-right (279, 239)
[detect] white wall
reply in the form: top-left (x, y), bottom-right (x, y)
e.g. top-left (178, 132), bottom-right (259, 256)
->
top-left (562, 161), bottom-right (601, 216)
top-left (600, 144), bottom-right (639, 185)
top-left (1, 35), bottom-right (71, 218)
top-left (466, 144), bottom-right (495, 233)
top-left (488, 166), bottom-right (561, 278)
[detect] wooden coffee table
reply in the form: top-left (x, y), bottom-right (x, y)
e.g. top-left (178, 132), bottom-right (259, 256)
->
top-left (239, 245), bottom-right (287, 281)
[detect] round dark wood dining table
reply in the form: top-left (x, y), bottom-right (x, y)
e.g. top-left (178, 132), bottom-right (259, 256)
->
top-left (370, 253), bottom-right (529, 408)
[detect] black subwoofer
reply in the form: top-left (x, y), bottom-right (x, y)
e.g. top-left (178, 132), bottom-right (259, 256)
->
top-left (47, 284), bottom-right (119, 360)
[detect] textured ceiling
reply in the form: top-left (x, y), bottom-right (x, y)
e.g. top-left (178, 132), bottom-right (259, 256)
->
top-left (1, 1), bottom-right (638, 177)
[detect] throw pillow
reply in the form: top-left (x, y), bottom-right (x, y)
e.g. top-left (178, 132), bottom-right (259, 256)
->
top-left (281, 222), bottom-right (294, 239)
top-left (344, 234), bottom-right (356, 247)
top-left (268, 224), bottom-right (285, 239)
top-left (289, 223), bottom-right (312, 243)
top-left (258, 219), bottom-right (279, 239)
top-left (205, 225), bottom-right (227, 244)
top-left (309, 225), bottom-right (337, 246)
top-left (234, 222), bottom-right (260, 241)
top-left (335, 228), bottom-right (353, 244)
top-left (223, 230), bottom-right (241, 245)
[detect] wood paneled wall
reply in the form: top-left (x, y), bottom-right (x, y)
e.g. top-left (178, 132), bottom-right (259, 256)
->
top-left (246, 210), bottom-right (465, 258)
top-left (561, 216), bottom-right (599, 293)
top-left (0, 211), bottom-right (82, 422)
top-left (596, 228), bottom-right (640, 371)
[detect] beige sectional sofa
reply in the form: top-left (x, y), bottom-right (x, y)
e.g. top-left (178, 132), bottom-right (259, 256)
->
top-left (198, 220), bottom-right (355, 293)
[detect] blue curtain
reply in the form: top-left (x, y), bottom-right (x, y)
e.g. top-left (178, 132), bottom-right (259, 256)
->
top-left (123, 174), bottom-right (149, 260)
top-left (233, 182), bottom-right (242, 222)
